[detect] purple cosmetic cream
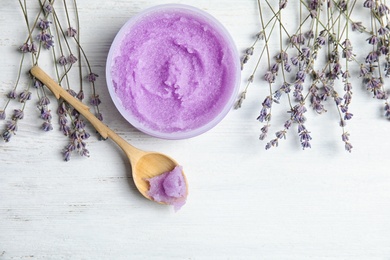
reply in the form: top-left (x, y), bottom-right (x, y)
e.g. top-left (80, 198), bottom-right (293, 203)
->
top-left (106, 4), bottom-right (240, 139)
top-left (147, 165), bottom-right (187, 210)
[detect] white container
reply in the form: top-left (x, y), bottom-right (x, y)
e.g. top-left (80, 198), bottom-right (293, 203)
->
top-left (106, 4), bottom-right (240, 139)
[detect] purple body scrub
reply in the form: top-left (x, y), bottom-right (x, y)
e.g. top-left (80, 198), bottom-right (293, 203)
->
top-left (147, 166), bottom-right (187, 210)
top-left (107, 4), bottom-right (240, 139)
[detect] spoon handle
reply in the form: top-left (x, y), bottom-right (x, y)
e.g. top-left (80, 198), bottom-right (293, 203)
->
top-left (30, 66), bottom-right (144, 160)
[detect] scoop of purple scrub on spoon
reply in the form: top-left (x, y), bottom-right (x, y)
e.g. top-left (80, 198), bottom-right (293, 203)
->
top-left (30, 66), bottom-right (188, 209)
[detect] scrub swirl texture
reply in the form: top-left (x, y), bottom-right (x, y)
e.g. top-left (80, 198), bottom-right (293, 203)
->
top-left (107, 5), bottom-right (240, 139)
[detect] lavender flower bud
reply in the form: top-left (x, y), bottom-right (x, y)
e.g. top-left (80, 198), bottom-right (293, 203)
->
top-left (344, 82), bottom-right (352, 92)
top-left (87, 73), bottom-right (99, 82)
top-left (270, 138), bottom-right (278, 148)
top-left (365, 51), bottom-right (379, 63)
top-left (351, 22), bottom-right (365, 32)
top-left (2, 130), bottom-right (12, 142)
top-left (316, 36), bottom-right (326, 46)
top-left (345, 142), bottom-right (353, 152)
top-left (299, 130), bottom-right (312, 143)
top-left (44, 3), bottom-right (53, 14)
top-left (378, 26), bottom-right (389, 36)
top-left (248, 75), bottom-right (254, 83)
top-left (334, 96), bottom-right (343, 106)
top-left (270, 63), bottom-right (279, 74)
top-left (363, 0), bottom-right (373, 8)
top-left (33, 79), bottom-right (43, 88)
top-left (290, 34), bottom-right (299, 45)
top-left (74, 118), bottom-right (86, 130)
top-left (80, 148), bottom-right (90, 157)
top-left (7, 120), bottom-right (18, 132)
top-left (341, 132), bottom-right (350, 142)
top-left (310, 10), bottom-right (318, 18)
top-left (344, 112), bottom-right (353, 120)
top-left (276, 130), bottom-right (286, 139)
top-left (360, 65), bottom-right (369, 78)
top-left (282, 82), bottom-right (291, 93)
top-left (97, 113), bottom-right (103, 121)
top-left (19, 43), bottom-right (30, 53)
top-left (295, 70), bottom-right (306, 82)
top-left (384, 103), bottom-right (390, 118)
top-left (36, 31), bottom-right (52, 42)
top-left (29, 43), bottom-right (37, 53)
top-left (342, 71), bottom-right (351, 81)
top-left (68, 54), bottom-right (78, 64)
top-left (67, 27), bottom-right (77, 37)
top-left (241, 55), bottom-right (249, 69)
top-left (301, 140), bottom-right (311, 149)
top-left (76, 90), bottom-right (84, 101)
top-left (259, 132), bottom-right (267, 141)
top-left (80, 132), bottom-right (91, 140)
top-left (274, 89), bottom-right (282, 101)
top-left (60, 125), bottom-right (71, 136)
top-left (0, 110), bottom-right (5, 120)
top-left (367, 35), bottom-right (379, 45)
top-left (246, 47), bottom-right (254, 56)
top-left (42, 122), bottom-right (53, 132)
top-left (58, 55), bottom-right (68, 66)
top-left (262, 96), bottom-right (272, 108)
top-left (257, 107), bottom-right (268, 122)
top-left (279, 0), bottom-right (288, 9)
top-left (19, 90), bottom-right (32, 103)
top-left (71, 109), bottom-right (80, 117)
top-left (57, 102), bottom-right (67, 115)
top-left (297, 33), bottom-right (305, 44)
top-left (59, 115), bottom-right (67, 126)
top-left (63, 150), bottom-right (71, 162)
top-left (284, 63), bottom-right (292, 72)
top-left (256, 31), bottom-right (265, 40)
top-left (39, 96), bottom-right (51, 106)
top-left (301, 47), bottom-right (311, 59)
top-left (40, 108), bottom-right (52, 121)
top-left (304, 30), bottom-right (314, 39)
top-left (377, 4), bottom-right (390, 17)
top-left (343, 92), bottom-right (352, 104)
top-left (340, 105), bottom-right (348, 113)
top-left (284, 120), bottom-right (292, 129)
top-left (42, 39), bottom-right (54, 49)
top-left (90, 95), bottom-right (102, 106)
top-left (264, 71), bottom-right (275, 83)
top-left (12, 109), bottom-right (24, 120)
top-left (7, 90), bottom-right (17, 99)
top-left (291, 56), bottom-right (299, 66)
top-left (379, 45), bottom-right (389, 55)
top-left (309, 0), bottom-right (320, 10)
top-left (38, 19), bottom-right (51, 30)
top-left (338, 0), bottom-right (347, 11)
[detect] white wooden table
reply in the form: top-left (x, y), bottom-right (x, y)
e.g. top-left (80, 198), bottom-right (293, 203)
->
top-left (1, 1), bottom-right (390, 259)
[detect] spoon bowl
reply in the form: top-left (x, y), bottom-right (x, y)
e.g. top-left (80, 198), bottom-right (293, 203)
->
top-left (132, 152), bottom-right (179, 199)
top-left (30, 66), bottom-right (188, 205)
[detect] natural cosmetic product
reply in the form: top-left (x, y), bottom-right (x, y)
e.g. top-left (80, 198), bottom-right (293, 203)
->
top-left (147, 166), bottom-right (187, 210)
top-left (106, 4), bottom-right (240, 139)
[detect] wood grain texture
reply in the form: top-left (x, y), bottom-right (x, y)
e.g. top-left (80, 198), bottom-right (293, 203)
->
top-left (1, 1), bottom-right (390, 259)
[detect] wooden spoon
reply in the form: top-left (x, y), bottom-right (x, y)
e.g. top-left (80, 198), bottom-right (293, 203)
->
top-left (30, 65), bottom-right (187, 204)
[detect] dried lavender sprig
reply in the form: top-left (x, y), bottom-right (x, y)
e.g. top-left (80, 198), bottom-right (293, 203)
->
top-left (235, 0), bottom-right (281, 109)
top-left (1, 1), bottom-right (41, 139)
top-left (50, 3), bottom-right (103, 121)
top-left (251, 0), bottom-right (358, 151)
top-left (2, 1), bottom-right (104, 161)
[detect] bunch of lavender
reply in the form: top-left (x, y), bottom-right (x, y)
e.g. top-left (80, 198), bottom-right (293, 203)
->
top-left (237, 0), bottom-right (390, 152)
top-left (0, 0), bottom-right (103, 161)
